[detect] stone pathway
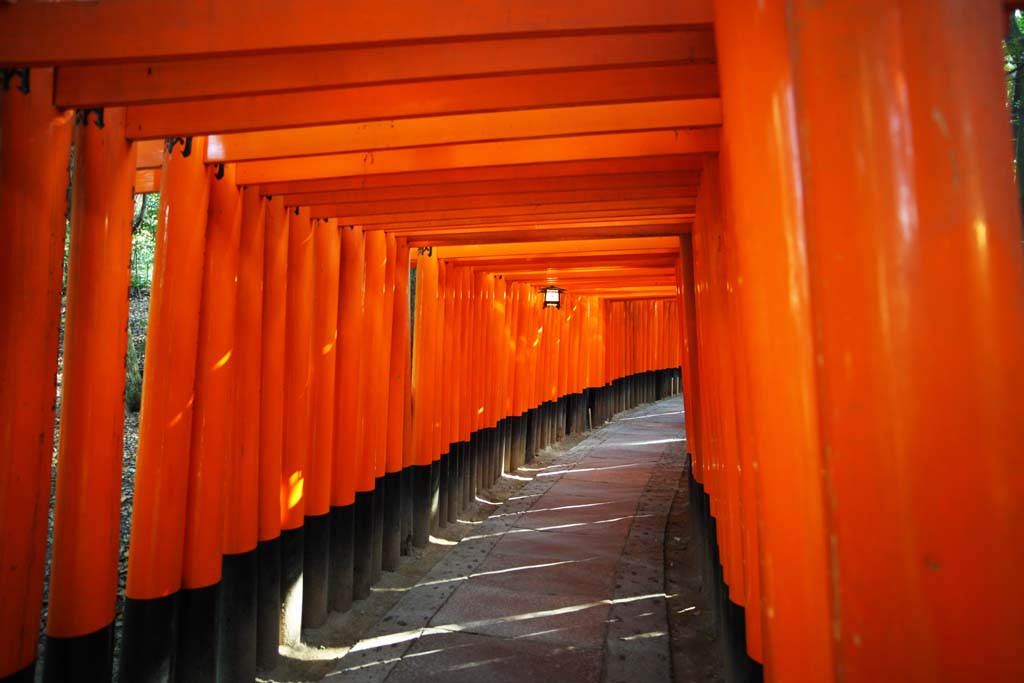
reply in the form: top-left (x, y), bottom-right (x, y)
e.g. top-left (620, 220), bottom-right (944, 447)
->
top-left (316, 396), bottom-right (686, 683)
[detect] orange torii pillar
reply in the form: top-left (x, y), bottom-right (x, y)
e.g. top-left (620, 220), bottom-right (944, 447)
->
top-left (455, 266), bottom-right (474, 510)
top-left (693, 155), bottom-right (764, 680)
top-left (257, 196), bottom-right (288, 667)
top-left (410, 251), bottom-right (439, 547)
top-left (713, 1), bottom-right (834, 680)
top-left (177, 163), bottom-right (242, 683)
top-left (0, 69), bottom-right (69, 683)
top-left (369, 230), bottom-right (394, 582)
top-left (356, 230), bottom-right (390, 589)
top-left (350, 228), bottom-right (376, 597)
top-left (43, 106), bottom-right (132, 683)
top-left (280, 206), bottom-right (313, 644)
top-left (219, 186), bottom-right (266, 682)
top-left (509, 284), bottom-right (529, 470)
top-left (383, 237), bottom-right (409, 569)
top-left (304, 218), bottom-right (340, 628)
top-left (428, 261), bottom-right (448, 530)
top-left (789, 2), bottom-right (1024, 680)
top-left (436, 261), bottom-right (455, 527)
top-left (330, 225), bottom-right (366, 610)
top-left (120, 137), bottom-right (210, 683)
top-left (443, 262), bottom-right (466, 520)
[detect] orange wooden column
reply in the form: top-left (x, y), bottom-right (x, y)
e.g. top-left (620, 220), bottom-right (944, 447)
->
top-left (43, 105), bottom-right (131, 683)
top-left (280, 206), bottom-right (313, 644)
top-left (121, 136), bottom-right (210, 681)
top-left (791, 2), bottom-right (1024, 680)
top-left (220, 185), bottom-right (266, 682)
top-left (257, 195), bottom-right (288, 667)
top-left (377, 234), bottom-right (397, 569)
top-left (0, 69), bottom-right (70, 682)
top-left (436, 260), bottom-right (455, 525)
top-left (304, 217), bottom-right (340, 628)
top-left (358, 230), bottom-right (391, 585)
top-left (330, 224), bottom-right (365, 611)
top-left (720, 148), bottom-right (764, 666)
top-left (178, 162), bottom-right (242, 682)
top-left (410, 250), bottom-right (439, 546)
top-left (384, 236), bottom-right (409, 568)
top-left (713, 0), bottom-right (835, 679)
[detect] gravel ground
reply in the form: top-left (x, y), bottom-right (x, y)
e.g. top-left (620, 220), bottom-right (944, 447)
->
top-left (38, 289), bottom-right (149, 677)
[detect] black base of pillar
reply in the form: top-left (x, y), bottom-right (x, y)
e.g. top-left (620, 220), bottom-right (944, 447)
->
top-left (218, 548), bottom-right (257, 683)
top-left (467, 433), bottom-right (479, 500)
top-left (352, 490), bottom-right (374, 600)
top-left (371, 476), bottom-right (385, 584)
top-left (42, 622), bottom-right (113, 683)
top-left (382, 471), bottom-right (402, 571)
top-left (120, 593), bottom-right (178, 683)
top-left (429, 459), bottom-right (441, 532)
top-left (400, 468), bottom-right (413, 555)
top-left (175, 583), bottom-right (220, 683)
top-left (279, 526), bottom-right (304, 646)
top-left (447, 445), bottom-right (461, 522)
top-left (411, 463), bottom-right (432, 548)
top-left (256, 536), bottom-right (280, 671)
top-left (1, 662), bottom-right (35, 683)
top-left (302, 513), bottom-right (330, 628)
top-left (438, 451), bottom-right (450, 528)
top-left (328, 504), bottom-right (354, 613)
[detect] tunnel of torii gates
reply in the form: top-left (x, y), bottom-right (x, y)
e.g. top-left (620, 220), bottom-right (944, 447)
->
top-left (0, 2), bottom-right (1023, 683)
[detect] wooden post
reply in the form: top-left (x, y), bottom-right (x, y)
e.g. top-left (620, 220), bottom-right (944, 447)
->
top-left (121, 136), bottom-right (210, 683)
top-left (280, 206), bottom-right (313, 643)
top-left (257, 195), bottom-right (288, 668)
top-left (177, 161), bottom-right (242, 683)
top-left (791, 1), bottom-right (1024, 679)
top-left (219, 185), bottom-right (266, 682)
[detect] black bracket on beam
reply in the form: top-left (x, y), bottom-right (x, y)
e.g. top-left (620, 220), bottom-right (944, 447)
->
top-left (1, 68), bottom-right (29, 95)
top-left (164, 136), bottom-right (193, 158)
top-left (74, 108), bottom-right (105, 129)
top-left (214, 163), bottom-right (225, 180)
top-left (417, 246), bottom-right (433, 257)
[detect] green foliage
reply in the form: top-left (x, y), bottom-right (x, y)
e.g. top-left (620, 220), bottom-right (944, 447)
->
top-left (125, 331), bottom-right (143, 413)
top-left (130, 193), bottom-right (160, 290)
top-left (1005, 12), bottom-right (1024, 219)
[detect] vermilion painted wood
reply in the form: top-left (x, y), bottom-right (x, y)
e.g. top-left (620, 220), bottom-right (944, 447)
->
top-left (333, 226), bottom-right (366, 506)
top-left (280, 207), bottom-right (314, 532)
top-left (714, 0), bottom-right (835, 676)
top-left (309, 218), bottom-right (340, 517)
top-left (258, 196), bottom-right (288, 542)
top-left (792, 1), bottom-right (1024, 679)
top-left (47, 108), bottom-right (135, 640)
top-left (57, 33), bottom-right (715, 108)
top-left (259, 156), bottom-right (703, 196)
top-left (386, 237), bottom-right (409, 475)
top-left (183, 163), bottom-right (242, 590)
top-left (127, 137), bottom-right (211, 600)
top-left (239, 130), bottom-right (717, 186)
top-left (0, 0), bottom-right (712, 64)
top-left (125, 65), bottom-right (718, 138)
top-left (226, 187), bottom-right (266, 555)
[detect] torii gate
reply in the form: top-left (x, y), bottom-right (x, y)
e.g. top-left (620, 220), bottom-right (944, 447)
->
top-left (1, 2), bottom-right (1023, 683)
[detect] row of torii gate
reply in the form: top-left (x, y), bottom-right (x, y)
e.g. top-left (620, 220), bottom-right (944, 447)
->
top-left (1, 2), bottom-right (1023, 683)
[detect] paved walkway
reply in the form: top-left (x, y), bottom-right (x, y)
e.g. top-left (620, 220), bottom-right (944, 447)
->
top-left (326, 396), bottom-right (686, 683)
